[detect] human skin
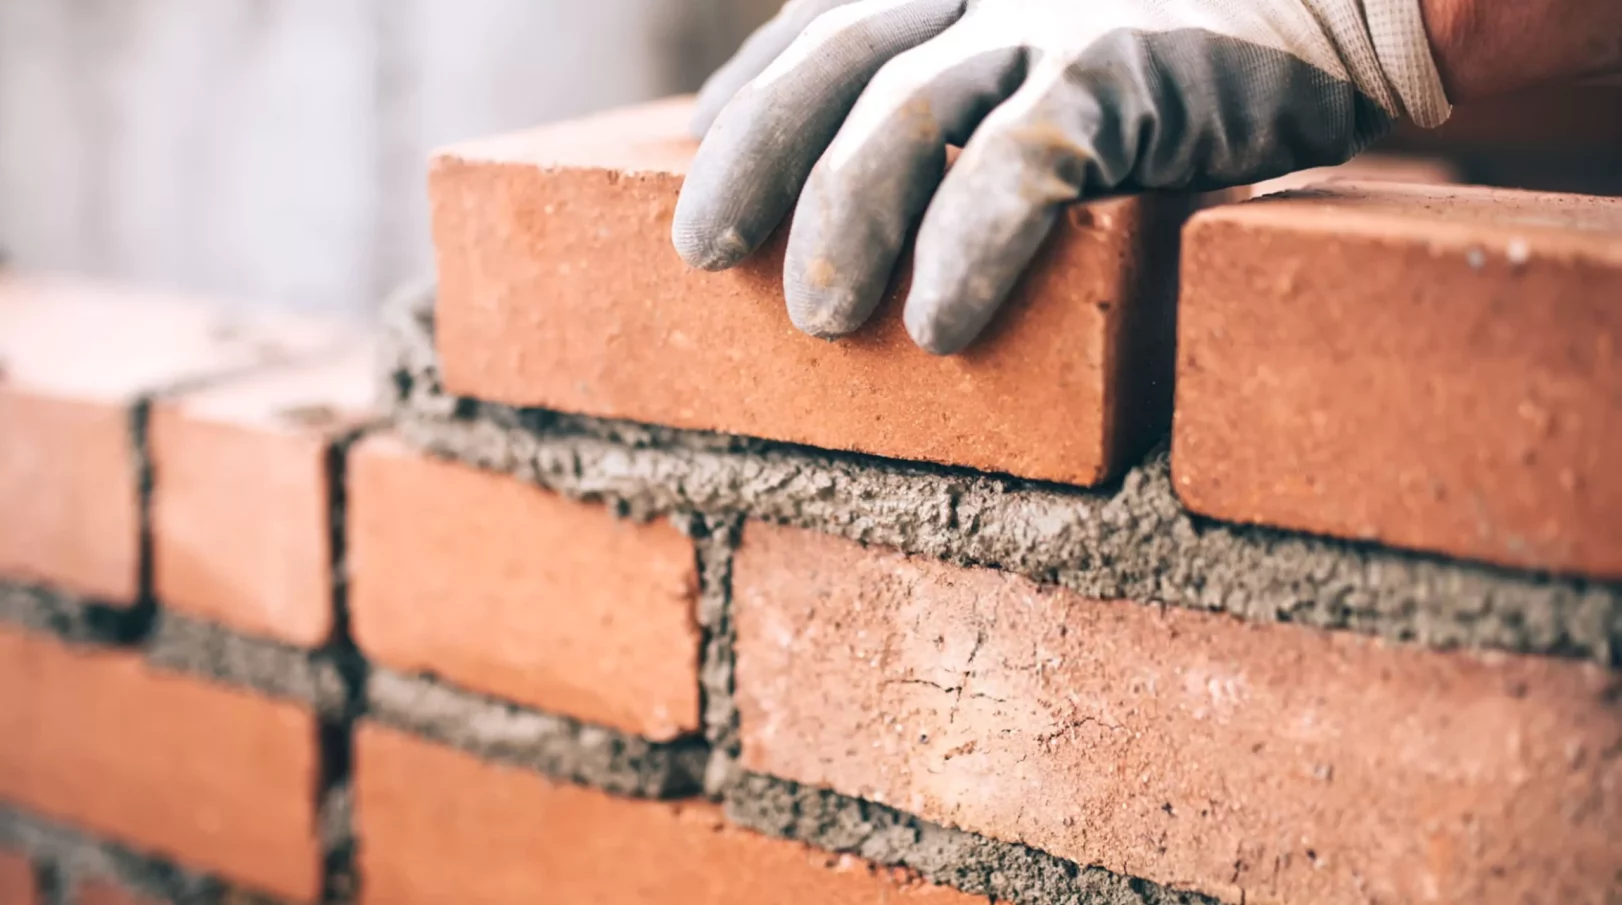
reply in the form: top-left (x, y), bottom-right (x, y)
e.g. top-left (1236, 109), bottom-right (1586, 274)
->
top-left (1421, 0), bottom-right (1622, 98)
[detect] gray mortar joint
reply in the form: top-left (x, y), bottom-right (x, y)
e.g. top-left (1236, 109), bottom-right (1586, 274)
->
top-left (383, 282), bottom-right (1622, 666)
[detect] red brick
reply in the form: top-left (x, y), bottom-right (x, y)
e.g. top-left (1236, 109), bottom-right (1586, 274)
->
top-left (0, 625), bottom-right (323, 902)
top-left (348, 436), bottom-right (701, 740)
top-left (151, 345), bottom-right (376, 645)
top-left (0, 849), bottom-right (33, 905)
top-left (355, 723), bottom-right (981, 905)
top-left (1174, 182), bottom-right (1622, 578)
top-left (429, 97), bottom-right (1194, 486)
top-left (732, 521), bottom-right (1622, 905)
top-left (76, 881), bottom-right (160, 905)
top-left (0, 273), bottom-right (347, 603)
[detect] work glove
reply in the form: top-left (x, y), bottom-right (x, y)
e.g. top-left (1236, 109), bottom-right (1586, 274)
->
top-left (672, 0), bottom-right (1451, 354)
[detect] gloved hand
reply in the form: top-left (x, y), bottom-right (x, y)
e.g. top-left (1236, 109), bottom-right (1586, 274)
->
top-left (672, 0), bottom-right (1451, 354)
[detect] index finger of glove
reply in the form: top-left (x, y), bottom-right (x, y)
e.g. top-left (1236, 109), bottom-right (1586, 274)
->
top-left (672, 0), bottom-right (965, 272)
top-left (690, 0), bottom-right (864, 138)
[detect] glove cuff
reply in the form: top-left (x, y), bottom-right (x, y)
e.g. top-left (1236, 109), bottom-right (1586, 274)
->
top-left (1366, 0), bottom-right (1453, 127)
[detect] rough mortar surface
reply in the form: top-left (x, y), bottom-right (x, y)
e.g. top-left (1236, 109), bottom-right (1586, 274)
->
top-left (146, 611), bottom-right (349, 718)
top-left (0, 581), bottom-right (149, 646)
top-left (384, 285), bottom-right (1622, 664)
top-left (723, 772), bottom-right (1218, 905)
top-left (364, 667), bottom-right (706, 800)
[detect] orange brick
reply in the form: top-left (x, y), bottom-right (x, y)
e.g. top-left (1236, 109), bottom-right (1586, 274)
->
top-left (732, 521), bottom-right (1622, 905)
top-left (356, 723), bottom-right (980, 905)
top-left (0, 849), bottom-right (33, 905)
top-left (0, 273), bottom-right (346, 603)
top-left (348, 435), bottom-right (700, 740)
top-left (429, 97), bottom-right (1193, 486)
top-left (0, 625), bottom-right (322, 902)
top-left (151, 345), bottom-right (375, 645)
top-left (76, 881), bottom-right (160, 905)
top-left (1174, 182), bottom-right (1622, 578)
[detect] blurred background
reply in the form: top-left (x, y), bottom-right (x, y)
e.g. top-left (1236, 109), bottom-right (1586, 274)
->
top-left (0, 1), bottom-right (1616, 321)
top-left (0, 0), bottom-right (779, 318)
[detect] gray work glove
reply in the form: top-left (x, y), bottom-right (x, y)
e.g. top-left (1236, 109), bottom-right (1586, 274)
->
top-left (672, 0), bottom-right (1451, 354)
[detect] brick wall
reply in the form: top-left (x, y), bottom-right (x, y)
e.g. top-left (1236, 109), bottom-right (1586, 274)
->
top-left (2, 98), bottom-right (1619, 905)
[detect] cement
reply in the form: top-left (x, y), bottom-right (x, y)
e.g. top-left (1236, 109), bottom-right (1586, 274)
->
top-left (722, 772), bottom-right (1219, 905)
top-left (0, 806), bottom-right (287, 905)
top-left (695, 516), bottom-right (742, 767)
top-left (384, 284), bottom-right (1622, 665)
top-left (146, 611), bottom-right (351, 718)
top-left (0, 581), bottom-right (152, 646)
top-left (365, 667), bottom-right (707, 800)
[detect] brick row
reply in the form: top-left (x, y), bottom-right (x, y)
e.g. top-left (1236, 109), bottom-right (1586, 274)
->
top-left (1175, 182), bottom-right (1622, 579)
top-left (355, 723), bottom-right (979, 905)
top-left (428, 97), bottom-right (1192, 487)
top-left (0, 272), bottom-right (354, 607)
top-left (731, 521), bottom-right (1622, 905)
top-left (0, 625), bottom-right (323, 902)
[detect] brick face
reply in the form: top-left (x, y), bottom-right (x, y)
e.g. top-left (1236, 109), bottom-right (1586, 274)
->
top-left (429, 97), bottom-right (1192, 486)
top-left (355, 723), bottom-right (981, 905)
top-left (0, 849), bottom-right (33, 905)
top-left (1174, 182), bottom-right (1622, 579)
top-left (0, 273), bottom-right (349, 603)
top-left (151, 347), bottom-right (375, 645)
top-left (0, 625), bottom-right (323, 902)
top-left (348, 436), bottom-right (702, 740)
top-left (732, 521), bottom-right (1622, 905)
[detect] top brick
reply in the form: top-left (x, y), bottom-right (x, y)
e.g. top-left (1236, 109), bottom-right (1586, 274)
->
top-left (429, 97), bottom-right (1198, 486)
top-left (1175, 183), bottom-right (1622, 579)
top-left (0, 273), bottom-right (348, 603)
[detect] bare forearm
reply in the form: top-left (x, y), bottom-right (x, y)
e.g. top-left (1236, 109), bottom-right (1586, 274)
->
top-left (1422, 0), bottom-right (1622, 99)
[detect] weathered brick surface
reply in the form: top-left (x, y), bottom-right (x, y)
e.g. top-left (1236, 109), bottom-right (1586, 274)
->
top-left (429, 97), bottom-right (1193, 486)
top-left (355, 723), bottom-right (981, 905)
top-left (1175, 182), bottom-right (1622, 579)
top-left (151, 346), bottom-right (375, 645)
top-left (0, 625), bottom-right (322, 902)
top-left (348, 435), bottom-right (701, 740)
top-left (0, 849), bottom-right (32, 905)
top-left (732, 521), bottom-right (1622, 905)
top-left (0, 273), bottom-right (345, 603)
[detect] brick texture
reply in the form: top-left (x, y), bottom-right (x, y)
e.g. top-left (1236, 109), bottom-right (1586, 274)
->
top-left (356, 723), bottom-right (981, 905)
top-left (0, 625), bottom-right (322, 902)
top-left (151, 346), bottom-right (375, 645)
top-left (429, 97), bottom-right (1195, 486)
top-left (348, 435), bottom-right (701, 740)
top-left (0, 273), bottom-right (346, 603)
top-left (0, 849), bottom-right (33, 905)
top-left (1174, 182), bottom-right (1622, 579)
top-left (732, 521), bottom-right (1622, 905)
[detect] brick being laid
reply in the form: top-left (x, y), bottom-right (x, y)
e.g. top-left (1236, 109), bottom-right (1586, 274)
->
top-left (1175, 182), bottom-right (1622, 579)
top-left (0, 273), bottom-right (351, 606)
top-left (428, 97), bottom-right (1197, 486)
top-left (731, 521), bottom-right (1622, 905)
top-left (347, 434), bottom-right (703, 741)
top-left (0, 624), bottom-right (323, 902)
top-left (355, 723), bottom-right (982, 905)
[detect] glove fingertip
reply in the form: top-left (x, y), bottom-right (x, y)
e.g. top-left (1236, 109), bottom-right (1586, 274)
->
top-left (672, 223), bottom-right (752, 272)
